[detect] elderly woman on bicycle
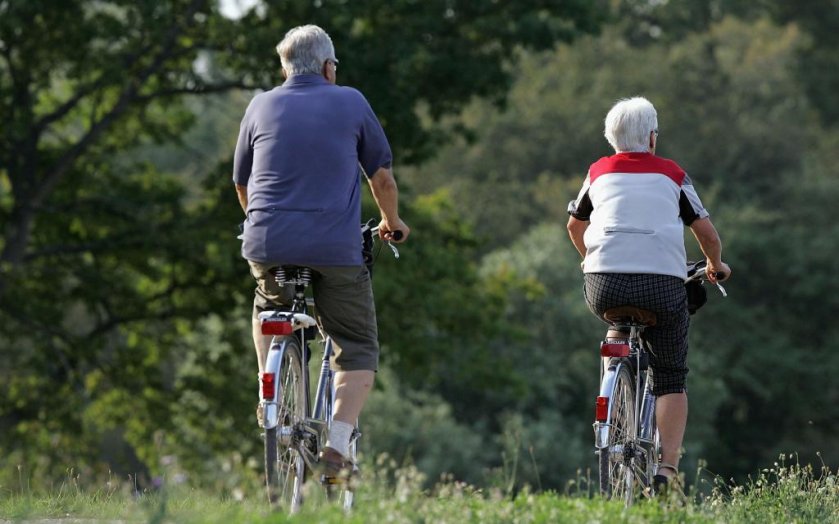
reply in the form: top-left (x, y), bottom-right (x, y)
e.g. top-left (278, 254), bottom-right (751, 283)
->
top-left (566, 97), bottom-right (731, 491)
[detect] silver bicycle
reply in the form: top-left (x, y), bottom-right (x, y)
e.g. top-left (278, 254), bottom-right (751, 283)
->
top-left (257, 220), bottom-right (400, 512)
top-left (594, 260), bottom-right (726, 504)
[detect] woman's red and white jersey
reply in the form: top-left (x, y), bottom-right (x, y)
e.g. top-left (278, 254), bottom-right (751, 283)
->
top-left (568, 152), bottom-right (709, 279)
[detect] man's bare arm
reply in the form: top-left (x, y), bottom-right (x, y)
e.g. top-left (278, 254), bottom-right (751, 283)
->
top-left (235, 184), bottom-right (248, 214)
top-left (367, 167), bottom-right (410, 242)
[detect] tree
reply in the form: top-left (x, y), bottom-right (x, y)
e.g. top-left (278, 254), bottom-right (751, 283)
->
top-left (0, 0), bottom-right (607, 286)
top-left (0, 0), bottom-right (608, 483)
top-left (767, 0), bottom-right (839, 125)
top-left (403, 16), bottom-right (812, 250)
top-left (401, 13), bottom-right (839, 483)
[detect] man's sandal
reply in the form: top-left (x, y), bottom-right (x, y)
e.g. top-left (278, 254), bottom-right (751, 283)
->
top-left (652, 462), bottom-right (679, 496)
top-left (318, 447), bottom-right (357, 486)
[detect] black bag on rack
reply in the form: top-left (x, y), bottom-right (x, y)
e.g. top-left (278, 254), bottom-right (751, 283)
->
top-left (685, 279), bottom-right (707, 315)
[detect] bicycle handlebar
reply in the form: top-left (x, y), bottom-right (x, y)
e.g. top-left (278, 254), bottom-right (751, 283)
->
top-left (686, 260), bottom-right (728, 296)
top-left (362, 219), bottom-right (401, 263)
top-left (368, 223), bottom-right (403, 242)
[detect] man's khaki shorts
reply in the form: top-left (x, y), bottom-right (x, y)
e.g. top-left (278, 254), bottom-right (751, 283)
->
top-left (249, 261), bottom-right (379, 371)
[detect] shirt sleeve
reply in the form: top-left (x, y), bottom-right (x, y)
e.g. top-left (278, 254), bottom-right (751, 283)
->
top-left (232, 104), bottom-right (254, 186)
top-left (679, 174), bottom-right (710, 225)
top-left (567, 174), bottom-right (593, 221)
top-left (356, 93), bottom-right (393, 178)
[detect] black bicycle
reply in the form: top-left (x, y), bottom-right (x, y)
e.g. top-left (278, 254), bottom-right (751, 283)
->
top-left (594, 260), bottom-right (726, 504)
top-left (257, 219), bottom-right (399, 512)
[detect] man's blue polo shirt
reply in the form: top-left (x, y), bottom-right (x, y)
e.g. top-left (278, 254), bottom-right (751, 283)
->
top-left (233, 74), bottom-right (392, 266)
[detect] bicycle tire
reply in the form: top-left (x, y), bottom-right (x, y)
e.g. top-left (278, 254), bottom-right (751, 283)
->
top-left (265, 337), bottom-right (307, 511)
top-left (639, 389), bottom-right (661, 495)
top-left (645, 425), bottom-right (661, 492)
top-left (598, 363), bottom-right (640, 504)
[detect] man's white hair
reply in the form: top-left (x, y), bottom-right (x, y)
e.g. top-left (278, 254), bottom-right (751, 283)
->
top-left (276, 24), bottom-right (337, 76)
top-left (604, 97), bottom-right (658, 153)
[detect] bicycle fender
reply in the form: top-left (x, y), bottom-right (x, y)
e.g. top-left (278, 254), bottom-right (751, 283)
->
top-left (261, 338), bottom-right (292, 429)
top-left (291, 313), bottom-right (317, 329)
top-left (594, 361), bottom-right (627, 449)
top-left (258, 311), bottom-right (316, 332)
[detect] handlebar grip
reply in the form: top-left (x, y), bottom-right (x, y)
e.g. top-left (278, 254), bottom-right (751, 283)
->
top-left (714, 271), bottom-right (727, 280)
top-left (391, 230), bottom-right (403, 241)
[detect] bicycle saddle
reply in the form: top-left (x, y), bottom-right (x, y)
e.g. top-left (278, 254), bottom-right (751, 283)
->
top-left (603, 306), bottom-right (657, 327)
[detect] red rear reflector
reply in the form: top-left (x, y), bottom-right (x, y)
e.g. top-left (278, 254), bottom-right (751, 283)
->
top-left (595, 396), bottom-right (609, 422)
top-left (261, 372), bottom-right (276, 399)
top-left (261, 320), bottom-right (293, 336)
top-left (600, 342), bottom-right (630, 357)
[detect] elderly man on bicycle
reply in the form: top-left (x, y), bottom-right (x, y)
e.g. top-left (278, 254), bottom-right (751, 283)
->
top-left (567, 97), bottom-right (730, 491)
top-left (232, 24), bottom-right (409, 478)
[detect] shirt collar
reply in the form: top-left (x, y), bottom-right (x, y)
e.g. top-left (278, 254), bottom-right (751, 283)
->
top-left (616, 151), bottom-right (652, 156)
top-left (283, 74), bottom-right (329, 87)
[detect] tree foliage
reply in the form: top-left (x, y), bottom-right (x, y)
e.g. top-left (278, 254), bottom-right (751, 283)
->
top-left (403, 12), bottom-right (839, 482)
top-left (0, 0), bottom-right (606, 485)
top-left (3, 0), bottom-right (839, 492)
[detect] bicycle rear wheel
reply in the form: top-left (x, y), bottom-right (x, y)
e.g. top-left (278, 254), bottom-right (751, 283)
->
top-left (598, 363), bottom-right (641, 504)
top-left (265, 338), bottom-right (307, 511)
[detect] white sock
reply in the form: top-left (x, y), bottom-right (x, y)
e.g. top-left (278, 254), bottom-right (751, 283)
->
top-left (325, 420), bottom-right (354, 458)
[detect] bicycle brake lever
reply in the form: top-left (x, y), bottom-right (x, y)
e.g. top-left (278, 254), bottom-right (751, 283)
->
top-left (386, 241), bottom-right (400, 259)
top-left (715, 282), bottom-right (728, 297)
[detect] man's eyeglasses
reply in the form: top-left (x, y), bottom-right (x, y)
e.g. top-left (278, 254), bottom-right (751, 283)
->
top-left (326, 58), bottom-right (338, 71)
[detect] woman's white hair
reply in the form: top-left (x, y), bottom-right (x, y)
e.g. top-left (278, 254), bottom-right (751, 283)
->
top-left (276, 25), bottom-right (337, 76)
top-left (603, 97), bottom-right (658, 153)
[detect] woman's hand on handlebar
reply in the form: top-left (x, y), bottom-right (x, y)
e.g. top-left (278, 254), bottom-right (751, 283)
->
top-left (705, 259), bottom-right (731, 283)
top-left (378, 218), bottom-right (410, 243)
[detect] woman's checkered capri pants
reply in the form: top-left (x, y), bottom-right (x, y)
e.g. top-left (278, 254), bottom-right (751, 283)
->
top-left (584, 273), bottom-right (690, 396)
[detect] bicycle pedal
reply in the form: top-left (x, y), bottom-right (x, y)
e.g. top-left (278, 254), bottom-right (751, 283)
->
top-left (321, 475), bottom-right (345, 486)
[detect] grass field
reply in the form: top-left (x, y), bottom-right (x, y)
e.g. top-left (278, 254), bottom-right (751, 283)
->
top-left (2, 457), bottom-right (838, 523)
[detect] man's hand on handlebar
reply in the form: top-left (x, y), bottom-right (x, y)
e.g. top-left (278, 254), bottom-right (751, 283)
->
top-left (705, 259), bottom-right (731, 283)
top-left (378, 218), bottom-right (410, 243)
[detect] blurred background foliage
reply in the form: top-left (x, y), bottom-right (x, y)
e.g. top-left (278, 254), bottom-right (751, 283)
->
top-left (2, 0), bottom-right (838, 494)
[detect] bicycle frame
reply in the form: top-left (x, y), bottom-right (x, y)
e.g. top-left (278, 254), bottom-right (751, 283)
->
top-left (259, 279), bottom-right (313, 430)
top-left (260, 289), bottom-right (344, 462)
top-left (258, 222), bottom-right (398, 510)
top-left (594, 323), bottom-right (659, 503)
top-left (259, 268), bottom-right (364, 515)
top-left (311, 335), bottom-right (336, 424)
top-left (595, 327), bottom-right (656, 449)
top-left (594, 262), bottom-right (727, 502)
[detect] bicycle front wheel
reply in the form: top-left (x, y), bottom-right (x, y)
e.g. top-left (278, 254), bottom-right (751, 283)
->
top-left (598, 363), bottom-right (640, 504)
top-left (265, 338), bottom-right (307, 512)
top-left (639, 387), bottom-right (661, 494)
top-left (340, 426), bottom-right (360, 511)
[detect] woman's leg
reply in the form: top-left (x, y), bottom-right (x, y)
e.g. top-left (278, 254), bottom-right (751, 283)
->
top-left (656, 391), bottom-right (687, 477)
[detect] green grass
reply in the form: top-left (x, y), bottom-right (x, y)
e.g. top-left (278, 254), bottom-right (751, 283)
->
top-left (2, 459), bottom-right (838, 523)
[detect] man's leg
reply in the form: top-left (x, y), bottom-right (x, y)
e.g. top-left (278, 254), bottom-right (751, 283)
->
top-left (333, 370), bottom-right (376, 425)
top-left (252, 314), bottom-right (271, 374)
top-left (326, 370), bottom-right (375, 459)
top-left (312, 266), bottom-right (379, 461)
top-left (656, 391), bottom-right (688, 478)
